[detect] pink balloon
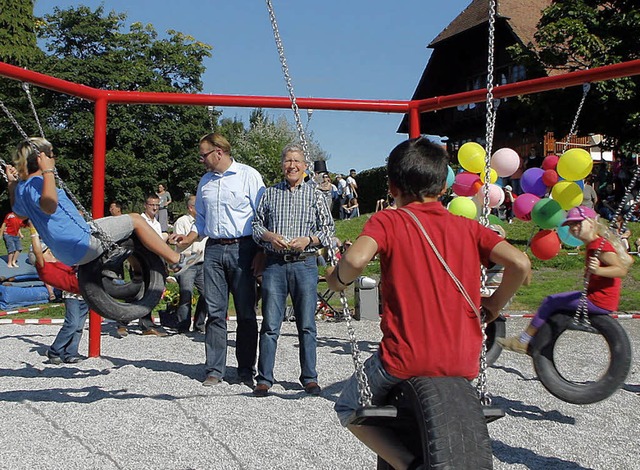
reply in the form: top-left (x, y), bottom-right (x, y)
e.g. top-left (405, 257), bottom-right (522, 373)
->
top-left (452, 172), bottom-right (481, 197)
top-left (474, 183), bottom-right (505, 208)
top-left (491, 148), bottom-right (521, 177)
top-left (542, 169), bottom-right (559, 187)
top-left (513, 193), bottom-right (541, 221)
top-left (542, 155), bottom-right (559, 171)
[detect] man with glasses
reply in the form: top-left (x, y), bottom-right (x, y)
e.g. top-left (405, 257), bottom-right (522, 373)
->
top-left (251, 143), bottom-right (334, 397)
top-left (174, 133), bottom-right (265, 387)
top-left (116, 194), bottom-right (169, 338)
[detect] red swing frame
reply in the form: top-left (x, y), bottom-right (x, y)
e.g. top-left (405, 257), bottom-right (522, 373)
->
top-left (1, 58), bottom-right (639, 356)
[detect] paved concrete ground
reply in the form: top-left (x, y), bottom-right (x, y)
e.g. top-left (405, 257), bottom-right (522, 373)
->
top-left (0, 317), bottom-right (638, 469)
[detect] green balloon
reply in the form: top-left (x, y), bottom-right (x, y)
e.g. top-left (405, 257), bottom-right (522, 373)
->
top-left (488, 214), bottom-right (505, 226)
top-left (531, 198), bottom-right (566, 229)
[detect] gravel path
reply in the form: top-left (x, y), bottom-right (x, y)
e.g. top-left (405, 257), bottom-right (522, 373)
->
top-left (0, 317), bottom-right (638, 470)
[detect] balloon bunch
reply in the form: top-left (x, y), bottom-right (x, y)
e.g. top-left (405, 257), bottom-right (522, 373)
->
top-left (447, 142), bottom-right (592, 260)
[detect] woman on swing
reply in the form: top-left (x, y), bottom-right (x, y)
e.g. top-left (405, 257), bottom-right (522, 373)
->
top-left (500, 205), bottom-right (633, 354)
top-left (5, 137), bottom-right (198, 273)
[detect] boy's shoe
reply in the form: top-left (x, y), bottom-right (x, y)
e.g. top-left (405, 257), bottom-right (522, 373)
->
top-left (64, 356), bottom-right (85, 364)
top-left (168, 251), bottom-right (202, 275)
top-left (497, 336), bottom-right (529, 355)
top-left (116, 326), bottom-right (129, 338)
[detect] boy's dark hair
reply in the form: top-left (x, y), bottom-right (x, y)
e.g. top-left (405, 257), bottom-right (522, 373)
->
top-left (387, 137), bottom-right (449, 199)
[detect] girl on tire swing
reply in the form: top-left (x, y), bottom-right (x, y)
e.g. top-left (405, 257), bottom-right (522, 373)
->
top-left (326, 137), bottom-right (531, 470)
top-left (499, 205), bottom-right (633, 354)
top-left (5, 137), bottom-right (199, 274)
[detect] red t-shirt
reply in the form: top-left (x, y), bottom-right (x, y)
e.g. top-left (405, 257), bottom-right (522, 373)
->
top-left (586, 237), bottom-right (621, 311)
top-left (36, 261), bottom-right (80, 295)
top-left (362, 201), bottom-right (503, 380)
top-left (2, 213), bottom-right (25, 237)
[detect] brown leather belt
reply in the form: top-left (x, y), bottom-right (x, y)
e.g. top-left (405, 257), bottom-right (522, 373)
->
top-left (207, 236), bottom-right (252, 246)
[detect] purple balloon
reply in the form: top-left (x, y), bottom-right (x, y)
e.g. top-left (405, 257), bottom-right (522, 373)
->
top-left (520, 168), bottom-right (547, 197)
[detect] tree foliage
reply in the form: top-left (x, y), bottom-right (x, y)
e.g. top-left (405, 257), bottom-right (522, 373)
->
top-left (509, 1), bottom-right (640, 154)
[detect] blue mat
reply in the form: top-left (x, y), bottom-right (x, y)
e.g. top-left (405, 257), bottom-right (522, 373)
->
top-left (0, 253), bottom-right (51, 310)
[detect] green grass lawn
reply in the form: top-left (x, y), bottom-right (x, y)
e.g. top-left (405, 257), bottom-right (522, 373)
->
top-left (3, 215), bottom-right (640, 319)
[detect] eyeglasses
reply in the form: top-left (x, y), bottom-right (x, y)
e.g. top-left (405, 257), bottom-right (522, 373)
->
top-left (199, 148), bottom-right (216, 159)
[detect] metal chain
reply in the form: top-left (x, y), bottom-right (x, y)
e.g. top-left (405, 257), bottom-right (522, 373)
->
top-left (21, 83), bottom-right (45, 138)
top-left (475, 0), bottom-right (498, 406)
top-left (207, 105), bottom-right (216, 133)
top-left (562, 83), bottom-right (591, 153)
top-left (265, 0), bottom-right (312, 169)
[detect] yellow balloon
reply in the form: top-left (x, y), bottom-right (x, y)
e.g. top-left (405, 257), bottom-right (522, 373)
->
top-left (447, 196), bottom-right (477, 219)
top-left (551, 180), bottom-right (584, 210)
top-left (479, 168), bottom-right (498, 184)
top-left (458, 142), bottom-right (486, 174)
top-left (557, 148), bottom-right (593, 181)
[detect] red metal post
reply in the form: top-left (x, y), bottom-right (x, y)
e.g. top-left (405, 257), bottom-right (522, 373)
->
top-left (88, 96), bottom-right (108, 358)
top-left (408, 106), bottom-right (421, 138)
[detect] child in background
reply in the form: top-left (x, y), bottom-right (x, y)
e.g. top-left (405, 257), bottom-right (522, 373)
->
top-left (499, 206), bottom-right (633, 354)
top-left (0, 212), bottom-right (27, 268)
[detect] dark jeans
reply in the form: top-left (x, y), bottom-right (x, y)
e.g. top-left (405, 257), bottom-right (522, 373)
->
top-left (203, 238), bottom-right (258, 379)
top-left (176, 262), bottom-right (206, 332)
top-left (49, 297), bottom-right (89, 359)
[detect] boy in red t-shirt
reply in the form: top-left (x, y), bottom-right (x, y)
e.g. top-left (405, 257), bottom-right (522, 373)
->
top-left (326, 138), bottom-right (530, 469)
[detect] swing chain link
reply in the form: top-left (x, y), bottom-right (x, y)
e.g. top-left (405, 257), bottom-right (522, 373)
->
top-left (475, 0), bottom-right (498, 406)
top-left (265, 0), bottom-right (312, 169)
top-left (21, 83), bottom-right (46, 138)
top-left (327, 242), bottom-right (374, 407)
top-left (562, 83), bottom-right (591, 153)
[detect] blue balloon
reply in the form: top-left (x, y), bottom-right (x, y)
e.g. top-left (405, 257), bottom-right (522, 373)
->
top-left (446, 165), bottom-right (455, 188)
top-left (557, 224), bottom-right (584, 247)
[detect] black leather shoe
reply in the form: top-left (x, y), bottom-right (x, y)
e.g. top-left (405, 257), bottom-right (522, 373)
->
top-left (253, 384), bottom-right (270, 397)
top-left (304, 382), bottom-right (322, 396)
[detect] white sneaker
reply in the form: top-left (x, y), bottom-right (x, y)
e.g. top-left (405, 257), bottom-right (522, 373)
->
top-left (170, 251), bottom-right (202, 275)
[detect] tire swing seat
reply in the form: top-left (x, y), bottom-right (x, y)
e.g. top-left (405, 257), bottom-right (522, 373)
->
top-left (484, 314), bottom-right (506, 366)
top-left (348, 377), bottom-right (495, 470)
top-left (78, 235), bottom-right (167, 323)
top-left (529, 310), bottom-right (632, 405)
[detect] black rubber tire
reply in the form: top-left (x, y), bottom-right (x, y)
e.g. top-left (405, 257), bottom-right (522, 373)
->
top-left (376, 376), bottom-right (493, 470)
top-left (78, 236), bottom-right (166, 323)
top-left (485, 315), bottom-right (506, 366)
top-left (530, 311), bottom-right (632, 405)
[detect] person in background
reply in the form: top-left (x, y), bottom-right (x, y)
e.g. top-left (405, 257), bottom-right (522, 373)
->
top-left (30, 225), bottom-right (88, 364)
top-left (503, 185), bottom-right (515, 224)
top-left (346, 169), bottom-right (358, 199)
top-left (116, 194), bottom-right (171, 338)
top-left (251, 143), bottom-right (334, 397)
top-left (109, 201), bottom-right (123, 217)
top-left (524, 146), bottom-right (543, 170)
top-left (156, 183), bottom-right (172, 232)
top-left (173, 132), bottom-right (265, 387)
top-left (326, 137), bottom-right (529, 469)
top-left (317, 172), bottom-right (338, 214)
top-left (582, 175), bottom-right (598, 209)
top-left (342, 196), bottom-right (360, 219)
top-left (0, 211), bottom-right (26, 268)
top-left (173, 195), bottom-right (207, 334)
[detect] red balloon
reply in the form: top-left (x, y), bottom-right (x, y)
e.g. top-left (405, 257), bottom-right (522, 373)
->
top-left (542, 169), bottom-right (559, 187)
top-left (542, 155), bottom-right (559, 171)
top-left (530, 229), bottom-right (561, 260)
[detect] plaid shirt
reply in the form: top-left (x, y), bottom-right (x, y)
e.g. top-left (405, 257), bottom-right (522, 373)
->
top-left (252, 180), bottom-right (334, 254)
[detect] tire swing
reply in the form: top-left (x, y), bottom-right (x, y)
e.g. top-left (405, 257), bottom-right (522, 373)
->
top-left (264, 1), bottom-right (499, 467)
top-left (529, 310), bottom-right (632, 404)
top-left (484, 315), bottom-right (506, 366)
top-left (528, 164), bottom-right (639, 404)
top-left (78, 235), bottom-right (166, 323)
top-left (0, 89), bottom-right (166, 323)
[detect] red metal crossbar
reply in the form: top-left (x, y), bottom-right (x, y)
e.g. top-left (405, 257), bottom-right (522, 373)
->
top-left (1, 58), bottom-right (639, 356)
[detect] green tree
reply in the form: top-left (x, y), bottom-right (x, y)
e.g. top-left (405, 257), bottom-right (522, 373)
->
top-left (509, 0), bottom-right (640, 154)
top-left (33, 5), bottom-right (214, 213)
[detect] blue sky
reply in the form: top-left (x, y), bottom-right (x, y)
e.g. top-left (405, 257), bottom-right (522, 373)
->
top-left (34, 0), bottom-right (473, 174)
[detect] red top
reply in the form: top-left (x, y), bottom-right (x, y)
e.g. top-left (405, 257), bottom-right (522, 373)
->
top-left (2, 212), bottom-right (26, 236)
top-left (36, 261), bottom-right (80, 295)
top-left (586, 237), bottom-right (621, 311)
top-left (362, 201), bottom-right (502, 380)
